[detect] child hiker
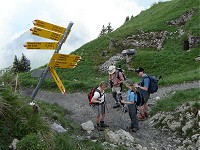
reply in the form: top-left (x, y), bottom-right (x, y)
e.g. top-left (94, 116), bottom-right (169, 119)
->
top-left (91, 81), bottom-right (110, 131)
top-left (121, 79), bottom-right (139, 132)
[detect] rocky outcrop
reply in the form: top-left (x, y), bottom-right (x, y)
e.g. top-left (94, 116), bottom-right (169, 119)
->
top-left (149, 101), bottom-right (200, 150)
top-left (98, 53), bottom-right (124, 72)
top-left (166, 9), bottom-right (195, 26)
top-left (122, 30), bottom-right (168, 50)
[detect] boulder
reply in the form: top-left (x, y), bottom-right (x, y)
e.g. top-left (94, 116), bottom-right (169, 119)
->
top-left (81, 120), bottom-right (94, 133)
top-left (51, 123), bottom-right (67, 133)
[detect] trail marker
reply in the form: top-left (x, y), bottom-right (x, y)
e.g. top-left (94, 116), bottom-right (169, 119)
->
top-left (24, 42), bottom-right (58, 50)
top-left (24, 20), bottom-right (81, 100)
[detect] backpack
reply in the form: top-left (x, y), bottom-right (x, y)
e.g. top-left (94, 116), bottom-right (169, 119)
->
top-left (130, 91), bottom-right (142, 106)
top-left (88, 87), bottom-right (102, 105)
top-left (142, 76), bottom-right (158, 94)
top-left (116, 67), bottom-right (126, 91)
top-left (116, 67), bottom-right (126, 80)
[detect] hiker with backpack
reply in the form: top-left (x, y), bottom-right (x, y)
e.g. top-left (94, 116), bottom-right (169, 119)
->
top-left (134, 67), bottom-right (150, 120)
top-left (121, 79), bottom-right (139, 132)
top-left (90, 81), bottom-right (110, 131)
top-left (108, 65), bottom-right (125, 108)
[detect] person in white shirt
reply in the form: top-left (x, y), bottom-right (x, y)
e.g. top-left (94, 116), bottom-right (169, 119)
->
top-left (91, 81), bottom-right (110, 131)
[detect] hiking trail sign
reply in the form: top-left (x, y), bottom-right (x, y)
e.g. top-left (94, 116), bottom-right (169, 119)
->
top-left (24, 19), bottom-right (81, 100)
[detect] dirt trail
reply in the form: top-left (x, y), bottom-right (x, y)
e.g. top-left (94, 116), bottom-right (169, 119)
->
top-left (21, 80), bottom-right (199, 149)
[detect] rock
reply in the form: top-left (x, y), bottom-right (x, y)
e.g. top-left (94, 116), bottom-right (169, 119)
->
top-left (9, 139), bottom-right (19, 150)
top-left (155, 96), bottom-right (160, 100)
top-left (195, 57), bottom-right (200, 61)
top-left (168, 121), bottom-right (181, 131)
top-left (106, 129), bottom-right (135, 147)
top-left (81, 120), bottom-right (94, 133)
top-left (173, 139), bottom-right (181, 144)
top-left (182, 121), bottom-right (193, 135)
top-left (51, 123), bottom-right (67, 133)
top-left (162, 114), bottom-right (174, 124)
top-left (196, 137), bottom-right (200, 147)
top-left (191, 134), bottom-right (200, 140)
top-left (187, 145), bottom-right (196, 150)
top-left (183, 139), bottom-right (192, 145)
top-left (136, 144), bottom-right (143, 150)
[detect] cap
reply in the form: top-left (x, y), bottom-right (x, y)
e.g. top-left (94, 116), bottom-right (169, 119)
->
top-left (135, 67), bottom-right (144, 73)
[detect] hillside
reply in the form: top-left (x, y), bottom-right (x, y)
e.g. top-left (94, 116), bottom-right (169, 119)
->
top-left (19, 0), bottom-right (200, 92)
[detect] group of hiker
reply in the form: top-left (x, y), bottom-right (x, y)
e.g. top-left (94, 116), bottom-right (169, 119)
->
top-left (90, 65), bottom-right (152, 132)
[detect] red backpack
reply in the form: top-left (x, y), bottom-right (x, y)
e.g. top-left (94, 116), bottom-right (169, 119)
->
top-left (88, 87), bottom-right (101, 105)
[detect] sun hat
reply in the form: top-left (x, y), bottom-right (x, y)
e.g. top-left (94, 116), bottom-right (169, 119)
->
top-left (108, 65), bottom-right (116, 74)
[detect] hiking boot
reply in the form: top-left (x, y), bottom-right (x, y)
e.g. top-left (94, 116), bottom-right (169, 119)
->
top-left (100, 121), bottom-right (109, 128)
top-left (144, 112), bottom-right (149, 118)
top-left (138, 113), bottom-right (145, 121)
top-left (113, 103), bottom-right (120, 108)
top-left (96, 124), bottom-right (104, 131)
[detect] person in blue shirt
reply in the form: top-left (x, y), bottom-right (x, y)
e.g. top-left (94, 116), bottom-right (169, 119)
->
top-left (134, 67), bottom-right (150, 120)
top-left (121, 79), bottom-right (139, 132)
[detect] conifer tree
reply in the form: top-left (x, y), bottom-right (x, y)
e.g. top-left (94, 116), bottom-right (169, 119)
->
top-left (124, 16), bottom-right (130, 24)
top-left (99, 25), bottom-right (107, 37)
top-left (20, 53), bottom-right (28, 72)
top-left (106, 22), bottom-right (113, 33)
top-left (12, 55), bottom-right (20, 73)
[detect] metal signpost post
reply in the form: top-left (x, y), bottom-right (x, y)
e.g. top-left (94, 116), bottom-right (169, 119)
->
top-left (31, 21), bottom-right (74, 100)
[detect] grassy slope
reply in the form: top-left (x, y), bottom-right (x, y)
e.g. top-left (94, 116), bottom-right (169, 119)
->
top-left (20, 0), bottom-right (200, 92)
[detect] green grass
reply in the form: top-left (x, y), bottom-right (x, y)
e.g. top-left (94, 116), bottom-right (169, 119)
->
top-left (150, 88), bottom-right (200, 116)
top-left (19, 0), bottom-right (200, 93)
top-left (0, 73), bottom-right (126, 150)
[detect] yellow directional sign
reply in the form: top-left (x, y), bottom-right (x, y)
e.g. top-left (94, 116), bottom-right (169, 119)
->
top-left (50, 53), bottom-right (81, 62)
top-left (31, 27), bottom-right (63, 41)
top-left (33, 19), bottom-right (66, 34)
top-left (24, 42), bottom-right (58, 50)
top-left (49, 67), bottom-right (65, 94)
top-left (48, 60), bottom-right (77, 68)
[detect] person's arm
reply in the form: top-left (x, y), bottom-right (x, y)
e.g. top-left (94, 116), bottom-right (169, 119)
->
top-left (91, 92), bottom-right (101, 104)
top-left (117, 72), bottom-right (125, 84)
top-left (121, 92), bottom-right (135, 104)
top-left (91, 97), bottom-right (101, 104)
top-left (135, 78), bottom-right (149, 91)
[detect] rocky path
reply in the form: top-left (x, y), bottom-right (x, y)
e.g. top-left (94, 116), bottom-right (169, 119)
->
top-left (21, 81), bottom-right (199, 149)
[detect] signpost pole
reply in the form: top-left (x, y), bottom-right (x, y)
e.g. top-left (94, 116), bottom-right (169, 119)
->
top-left (31, 21), bottom-right (74, 100)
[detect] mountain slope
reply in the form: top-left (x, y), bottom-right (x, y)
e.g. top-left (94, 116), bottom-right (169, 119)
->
top-left (20, 0), bottom-right (200, 92)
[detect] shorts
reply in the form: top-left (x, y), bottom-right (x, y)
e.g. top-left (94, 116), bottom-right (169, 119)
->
top-left (112, 86), bottom-right (121, 94)
top-left (92, 103), bottom-right (105, 116)
top-left (141, 93), bottom-right (150, 105)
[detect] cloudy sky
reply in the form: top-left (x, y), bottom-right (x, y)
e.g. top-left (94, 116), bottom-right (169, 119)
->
top-left (0, 0), bottom-right (166, 69)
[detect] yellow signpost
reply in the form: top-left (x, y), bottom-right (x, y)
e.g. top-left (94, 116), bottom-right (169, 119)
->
top-left (49, 67), bottom-right (65, 94)
top-left (33, 19), bottom-right (66, 34)
top-left (24, 42), bottom-right (58, 50)
top-left (50, 53), bottom-right (81, 62)
top-left (31, 27), bottom-right (63, 41)
top-left (26, 20), bottom-right (76, 99)
top-left (48, 60), bottom-right (77, 68)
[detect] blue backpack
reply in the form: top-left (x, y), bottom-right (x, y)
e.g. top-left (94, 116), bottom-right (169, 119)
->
top-left (142, 76), bottom-right (158, 94)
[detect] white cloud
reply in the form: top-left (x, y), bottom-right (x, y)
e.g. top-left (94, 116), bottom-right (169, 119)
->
top-left (0, 0), bottom-right (162, 69)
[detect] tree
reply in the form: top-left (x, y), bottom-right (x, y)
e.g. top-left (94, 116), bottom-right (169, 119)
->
top-left (20, 53), bottom-right (28, 72)
top-left (124, 16), bottom-right (130, 24)
top-left (12, 55), bottom-right (20, 73)
top-left (99, 25), bottom-right (107, 37)
top-left (106, 22), bottom-right (113, 33)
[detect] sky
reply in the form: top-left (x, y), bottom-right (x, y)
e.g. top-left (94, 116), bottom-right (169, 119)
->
top-left (0, 0), bottom-right (167, 69)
